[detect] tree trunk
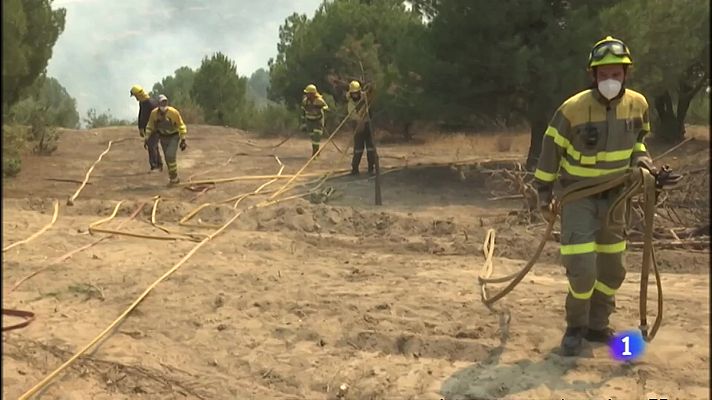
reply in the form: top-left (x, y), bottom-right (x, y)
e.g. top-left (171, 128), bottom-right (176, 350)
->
top-left (653, 91), bottom-right (682, 143)
top-left (525, 110), bottom-right (549, 171)
top-left (676, 74), bottom-right (708, 137)
top-left (402, 120), bottom-right (413, 141)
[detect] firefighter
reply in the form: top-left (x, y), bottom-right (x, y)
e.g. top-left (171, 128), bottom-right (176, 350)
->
top-left (130, 85), bottom-right (162, 171)
top-left (346, 80), bottom-right (375, 176)
top-left (533, 36), bottom-right (657, 356)
top-left (300, 84), bottom-right (329, 157)
top-left (145, 95), bottom-right (188, 185)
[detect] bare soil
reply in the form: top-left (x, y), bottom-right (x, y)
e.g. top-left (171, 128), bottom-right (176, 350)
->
top-left (2, 125), bottom-right (709, 399)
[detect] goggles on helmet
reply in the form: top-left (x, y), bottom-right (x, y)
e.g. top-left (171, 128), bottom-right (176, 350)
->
top-left (590, 40), bottom-right (630, 62)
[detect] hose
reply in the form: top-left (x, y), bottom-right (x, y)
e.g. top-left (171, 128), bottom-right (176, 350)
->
top-left (17, 109), bottom-right (359, 399)
top-left (3, 199), bottom-right (60, 253)
top-left (478, 167), bottom-right (664, 342)
top-left (66, 138), bottom-right (132, 206)
top-left (9, 202), bottom-right (147, 293)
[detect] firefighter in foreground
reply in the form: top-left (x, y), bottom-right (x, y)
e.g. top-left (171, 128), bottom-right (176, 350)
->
top-left (145, 95), bottom-right (188, 185)
top-left (300, 84), bottom-right (329, 157)
top-left (533, 36), bottom-right (658, 356)
top-left (130, 85), bottom-right (161, 171)
top-left (346, 80), bottom-right (376, 176)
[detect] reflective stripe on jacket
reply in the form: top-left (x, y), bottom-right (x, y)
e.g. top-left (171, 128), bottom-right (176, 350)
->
top-left (146, 107), bottom-right (187, 138)
top-left (347, 92), bottom-right (369, 122)
top-left (534, 88), bottom-right (653, 193)
top-left (301, 95), bottom-right (329, 121)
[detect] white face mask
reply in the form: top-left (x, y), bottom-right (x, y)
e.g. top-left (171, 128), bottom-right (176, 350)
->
top-left (159, 105), bottom-right (168, 112)
top-left (597, 79), bottom-right (622, 100)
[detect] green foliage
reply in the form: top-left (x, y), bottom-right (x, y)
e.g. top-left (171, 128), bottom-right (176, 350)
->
top-left (151, 66), bottom-right (196, 106)
top-left (28, 110), bottom-right (59, 155)
top-left (2, 125), bottom-right (27, 177)
top-left (192, 52), bottom-right (249, 126)
top-left (601, 0), bottom-right (709, 98)
top-left (8, 76), bottom-right (80, 128)
top-left (600, 0), bottom-right (710, 141)
top-left (268, 0), bottom-right (432, 137)
top-left (687, 90), bottom-right (711, 125)
top-left (83, 109), bottom-right (131, 129)
top-left (240, 103), bottom-right (299, 136)
top-left (2, 0), bottom-right (66, 110)
top-left (150, 66), bottom-right (205, 124)
top-left (428, 1), bottom-right (608, 122)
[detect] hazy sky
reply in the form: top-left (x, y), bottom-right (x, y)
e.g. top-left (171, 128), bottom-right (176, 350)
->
top-left (47, 0), bottom-right (323, 123)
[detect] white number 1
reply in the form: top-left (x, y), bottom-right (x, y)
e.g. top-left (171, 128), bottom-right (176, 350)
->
top-left (622, 336), bottom-right (632, 356)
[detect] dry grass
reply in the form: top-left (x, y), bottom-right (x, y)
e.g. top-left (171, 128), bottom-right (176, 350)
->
top-left (685, 124), bottom-right (710, 141)
top-left (418, 130), bottom-right (530, 156)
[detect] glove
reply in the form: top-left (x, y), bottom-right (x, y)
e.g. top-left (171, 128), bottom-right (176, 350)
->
top-left (655, 164), bottom-right (683, 189)
top-left (538, 192), bottom-right (556, 223)
top-left (179, 139), bottom-right (187, 151)
top-left (139, 129), bottom-right (146, 138)
top-left (143, 138), bottom-right (149, 150)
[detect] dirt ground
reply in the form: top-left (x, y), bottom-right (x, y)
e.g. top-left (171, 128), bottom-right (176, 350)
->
top-left (2, 125), bottom-right (709, 399)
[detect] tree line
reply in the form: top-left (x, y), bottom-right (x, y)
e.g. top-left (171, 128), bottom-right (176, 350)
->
top-left (2, 0), bottom-right (709, 177)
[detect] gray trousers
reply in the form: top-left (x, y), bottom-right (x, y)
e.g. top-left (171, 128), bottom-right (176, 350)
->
top-left (560, 191), bottom-right (627, 330)
top-left (146, 132), bottom-right (163, 169)
top-left (158, 133), bottom-right (180, 180)
top-left (352, 121), bottom-right (375, 171)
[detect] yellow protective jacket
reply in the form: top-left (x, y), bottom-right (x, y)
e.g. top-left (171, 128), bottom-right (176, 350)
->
top-left (146, 106), bottom-right (187, 139)
top-left (301, 94), bottom-right (329, 121)
top-left (534, 88), bottom-right (653, 194)
top-left (346, 91), bottom-right (369, 122)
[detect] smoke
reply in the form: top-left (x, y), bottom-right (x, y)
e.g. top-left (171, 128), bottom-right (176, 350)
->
top-left (47, 0), bottom-right (322, 125)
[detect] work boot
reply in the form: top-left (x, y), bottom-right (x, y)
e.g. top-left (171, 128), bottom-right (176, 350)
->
top-left (585, 327), bottom-right (615, 343)
top-left (312, 145), bottom-right (319, 158)
top-left (368, 166), bottom-right (375, 177)
top-left (349, 167), bottom-right (359, 176)
top-left (560, 326), bottom-right (586, 356)
top-left (168, 177), bottom-right (180, 186)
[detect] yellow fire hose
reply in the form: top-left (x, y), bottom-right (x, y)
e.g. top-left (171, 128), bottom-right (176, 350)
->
top-left (269, 102), bottom-right (359, 201)
top-left (178, 107), bottom-right (358, 229)
top-left (9, 202), bottom-right (148, 293)
top-left (3, 199), bottom-right (60, 253)
top-left (16, 104), bottom-right (362, 400)
top-left (178, 156), bottom-right (287, 229)
top-left (478, 167), bottom-right (663, 342)
top-left (87, 201), bottom-right (200, 242)
top-left (66, 138), bottom-right (134, 206)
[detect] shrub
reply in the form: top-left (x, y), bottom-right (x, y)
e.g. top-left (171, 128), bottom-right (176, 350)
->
top-left (84, 108), bottom-right (131, 128)
top-left (29, 109), bottom-right (59, 155)
top-left (2, 125), bottom-right (27, 177)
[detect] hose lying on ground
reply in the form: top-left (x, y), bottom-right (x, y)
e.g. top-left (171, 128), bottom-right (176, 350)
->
top-left (9, 202), bottom-right (148, 293)
top-left (67, 138), bottom-right (133, 206)
top-left (16, 104), bottom-right (360, 400)
top-left (478, 167), bottom-right (664, 342)
top-left (3, 200), bottom-right (60, 253)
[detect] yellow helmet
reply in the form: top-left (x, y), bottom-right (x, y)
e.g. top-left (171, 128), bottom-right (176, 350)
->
top-left (588, 36), bottom-right (633, 69)
top-left (130, 84), bottom-right (145, 97)
top-left (349, 80), bottom-right (361, 93)
top-left (304, 84), bottom-right (317, 94)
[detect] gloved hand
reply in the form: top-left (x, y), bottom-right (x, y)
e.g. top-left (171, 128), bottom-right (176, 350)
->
top-left (538, 194), bottom-right (556, 224)
top-left (635, 157), bottom-right (658, 175)
top-left (139, 129), bottom-right (146, 138)
top-left (655, 164), bottom-right (683, 189)
top-left (179, 139), bottom-right (187, 151)
top-left (143, 138), bottom-right (149, 150)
